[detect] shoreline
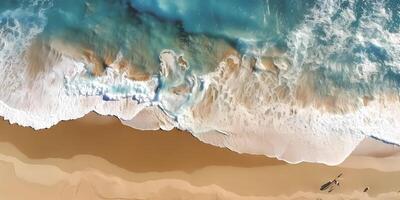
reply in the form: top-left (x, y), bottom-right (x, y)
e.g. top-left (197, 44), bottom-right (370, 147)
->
top-left (1, 113), bottom-right (400, 199)
top-left (0, 113), bottom-right (285, 173)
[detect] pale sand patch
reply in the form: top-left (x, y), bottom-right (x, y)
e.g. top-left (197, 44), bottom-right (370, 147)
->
top-left (0, 114), bottom-right (400, 199)
top-left (339, 138), bottom-right (400, 172)
top-left (352, 137), bottom-right (399, 157)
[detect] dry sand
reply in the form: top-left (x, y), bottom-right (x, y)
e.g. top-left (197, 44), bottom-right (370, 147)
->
top-left (0, 113), bottom-right (400, 200)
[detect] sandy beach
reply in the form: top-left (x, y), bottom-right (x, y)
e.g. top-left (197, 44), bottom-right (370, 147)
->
top-left (0, 113), bottom-right (400, 200)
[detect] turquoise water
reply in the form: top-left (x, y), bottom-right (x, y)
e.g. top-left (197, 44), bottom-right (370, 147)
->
top-left (0, 0), bottom-right (318, 74)
top-left (0, 0), bottom-right (399, 105)
top-left (130, 0), bottom-right (315, 43)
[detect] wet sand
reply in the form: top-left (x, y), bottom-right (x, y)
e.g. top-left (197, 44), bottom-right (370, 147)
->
top-left (0, 113), bottom-right (284, 172)
top-left (1, 113), bottom-right (400, 199)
